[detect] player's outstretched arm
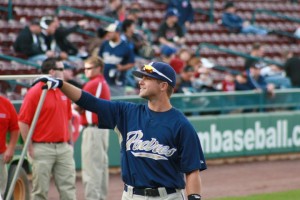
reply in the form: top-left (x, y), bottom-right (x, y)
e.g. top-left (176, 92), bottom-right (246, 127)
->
top-left (60, 80), bottom-right (82, 102)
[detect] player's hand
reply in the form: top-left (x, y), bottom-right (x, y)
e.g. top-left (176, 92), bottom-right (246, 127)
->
top-left (32, 75), bottom-right (63, 90)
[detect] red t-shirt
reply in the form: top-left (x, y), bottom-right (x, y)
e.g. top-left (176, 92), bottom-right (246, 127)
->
top-left (81, 75), bottom-right (111, 126)
top-left (0, 96), bottom-right (19, 153)
top-left (18, 82), bottom-right (72, 143)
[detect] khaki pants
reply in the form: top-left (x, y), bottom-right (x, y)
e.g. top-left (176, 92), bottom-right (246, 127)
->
top-left (0, 154), bottom-right (7, 198)
top-left (122, 185), bottom-right (184, 200)
top-left (30, 143), bottom-right (76, 200)
top-left (81, 127), bottom-right (109, 200)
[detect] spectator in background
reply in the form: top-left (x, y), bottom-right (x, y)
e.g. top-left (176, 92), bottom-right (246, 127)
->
top-left (103, 0), bottom-right (122, 20)
top-left (236, 61), bottom-right (275, 96)
top-left (18, 58), bottom-right (76, 200)
top-left (187, 55), bottom-right (202, 77)
top-left (121, 19), bottom-right (143, 56)
top-left (158, 45), bottom-right (177, 63)
top-left (63, 62), bottom-right (83, 88)
top-left (0, 96), bottom-right (20, 199)
top-left (221, 2), bottom-right (268, 35)
top-left (157, 8), bottom-right (185, 52)
top-left (222, 73), bottom-right (236, 92)
top-left (260, 63), bottom-right (291, 89)
top-left (284, 51), bottom-right (300, 88)
top-left (87, 27), bottom-right (108, 57)
top-left (169, 48), bottom-right (192, 74)
top-left (98, 22), bottom-right (135, 96)
top-left (13, 18), bottom-right (43, 59)
top-left (176, 65), bottom-right (196, 94)
top-left (75, 57), bottom-right (110, 200)
top-left (167, 0), bottom-right (194, 33)
top-left (38, 16), bottom-right (60, 61)
top-left (244, 42), bottom-right (265, 70)
top-left (53, 16), bottom-right (88, 61)
top-left (127, 2), bottom-right (144, 28)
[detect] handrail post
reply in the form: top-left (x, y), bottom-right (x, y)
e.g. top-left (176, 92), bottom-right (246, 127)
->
top-left (251, 9), bottom-right (257, 24)
top-left (8, 0), bottom-right (13, 20)
top-left (209, 0), bottom-right (214, 23)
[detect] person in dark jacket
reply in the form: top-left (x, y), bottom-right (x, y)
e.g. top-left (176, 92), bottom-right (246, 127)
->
top-left (54, 17), bottom-right (88, 57)
top-left (221, 2), bottom-right (268, 35)
top-left (13, 18), bottom-right (43, 58)
top-left (167, 0), bottom-right (194, 33)
top-left (284, 52), bottom-right (300, 88)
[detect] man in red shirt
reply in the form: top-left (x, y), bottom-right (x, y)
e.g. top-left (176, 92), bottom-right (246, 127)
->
top-left (0, 95), bottom-right (20, 198)
top-left (75, 56), bottom-right (111, 200)
top-left (18, 58), bottom-right (76, 200)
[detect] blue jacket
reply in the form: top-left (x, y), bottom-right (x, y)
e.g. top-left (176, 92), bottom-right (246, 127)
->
top-left (168, 0), bottom-right (194, 26)
top-left (221, 12), bottom-right (243, 32)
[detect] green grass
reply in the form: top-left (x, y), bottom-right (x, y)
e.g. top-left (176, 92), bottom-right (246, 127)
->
top-left (212, 189), bottom-right (300, 200)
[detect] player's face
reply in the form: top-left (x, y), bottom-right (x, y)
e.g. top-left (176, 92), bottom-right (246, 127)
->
top-left (84, 63), bottom-right (99, 78)
top-left (138, 76), bottom-right (162, 99)
top-left (50, 61), bottom-right (64, 79)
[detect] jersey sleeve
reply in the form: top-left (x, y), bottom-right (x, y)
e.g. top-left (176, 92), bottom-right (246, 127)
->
top-left (75, 91), bottom-right (119, 129)
top-left (178, 121), bottom-right (207, 173)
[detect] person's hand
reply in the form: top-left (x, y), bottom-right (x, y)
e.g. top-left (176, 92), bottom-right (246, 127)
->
top-left (46, 50), bottom-right (56, 58)
top-left (243, 21), bottom-right (250, 27)
top-left (78, 20), bottom-right (88, 28)
top-left (32, 75), bottom-right (63, 90)
top-left (3, 147), bottom-right (14, 163)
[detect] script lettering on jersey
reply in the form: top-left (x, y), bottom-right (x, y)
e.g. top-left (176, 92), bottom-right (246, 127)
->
top-left (126, 130), bottom-right (177, 160)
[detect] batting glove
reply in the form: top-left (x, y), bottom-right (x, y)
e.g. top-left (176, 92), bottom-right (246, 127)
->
top-left (32, 75), bottom-right (63, 90)
top-left (188, 194), bottom-right (201, 200)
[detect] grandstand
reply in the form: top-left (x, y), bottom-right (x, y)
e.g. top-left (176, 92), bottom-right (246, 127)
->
top-left (0, 0), bottom-right (300, 98)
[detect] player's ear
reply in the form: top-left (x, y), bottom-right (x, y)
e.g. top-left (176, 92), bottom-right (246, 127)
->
top-left (160, 82), bottom-right (169, 91)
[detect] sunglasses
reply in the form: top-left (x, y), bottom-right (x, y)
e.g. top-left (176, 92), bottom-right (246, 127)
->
top-left (84, 66), bottom-right (97, 71)
top-left (52, 68), bottom-right (64, 71)
top-left (143, 65), bottom-right (172, 83)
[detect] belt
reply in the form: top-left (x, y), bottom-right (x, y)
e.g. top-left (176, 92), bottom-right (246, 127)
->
top-left (33, 141), bottom-right (65, 144)
top-left (124, 185), bottom-right (176, 197)
top-left (83, 124), bottom-right (98, 128)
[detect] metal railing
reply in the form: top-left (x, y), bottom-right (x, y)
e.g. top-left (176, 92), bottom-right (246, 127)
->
top-left (0, 0), bottom-right (13, 20)
top-left (0, 54), bottom-right (41, 69)
top-left (196, 43), bottom-right (284, 67)
top-left (251, 9), bottom-right (300, 39)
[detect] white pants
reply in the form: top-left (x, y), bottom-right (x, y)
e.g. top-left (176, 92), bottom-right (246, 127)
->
top-left (122, 185), bottom-right (185, 200)
top-left (0, 154), bottom-right (7, 198)
top-left (81, 127), bottom-right (109, 200)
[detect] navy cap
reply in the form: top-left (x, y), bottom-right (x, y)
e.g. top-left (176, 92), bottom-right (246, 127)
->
top-left (165, 8), bottom-right (180, 18)
top-left (160, 45), bottom-right (177, 57)
top-left (132, 62), bottom-right (176, 87)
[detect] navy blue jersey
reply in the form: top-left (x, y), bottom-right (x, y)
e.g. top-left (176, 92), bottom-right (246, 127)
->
top-left (76, 91), bottom-right (207, 189)
top-left (98, 40), bottom-right (135, 86)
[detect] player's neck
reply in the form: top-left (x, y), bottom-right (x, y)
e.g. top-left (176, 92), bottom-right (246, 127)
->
top-left (148, 99), bottom-right (172, 112)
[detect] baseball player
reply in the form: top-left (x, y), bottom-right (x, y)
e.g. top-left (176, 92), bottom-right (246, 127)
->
top-left (0, 95), bottom-right (20, 198)
top-left (33, 61), bottom-right (207, 200)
